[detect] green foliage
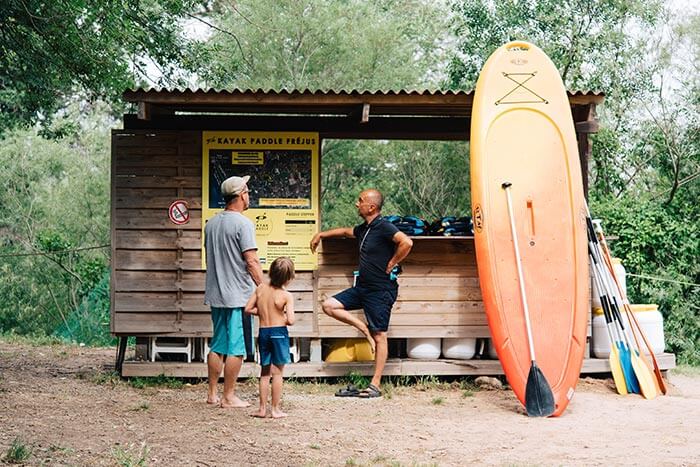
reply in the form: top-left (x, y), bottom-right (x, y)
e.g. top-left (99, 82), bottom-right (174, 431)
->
top-left (0, 0), bottom-right (201, 134)
top-left (431, 396), bottom-right (445, 405)
top-left (112, 443), bottom-right (150, 467)
top-left (0, 103), bottom-right (110, 341)
top-left (4, 438), bottom-right (32, 464)
top-left (129, 374), bottom-right (184, 389)
top-left (321, 140), bottom-right (470, 229)
top-left (193, 0), bottom-right (448, 91)
top-left (56, 271), bottom-right (113, 346)
top-left (340, 370), bottom-right (369, 389)
top-left (89, 370), bottom-right (122, 387)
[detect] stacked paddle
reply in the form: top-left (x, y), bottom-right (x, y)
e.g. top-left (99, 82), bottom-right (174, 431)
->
top-left (586, 208), bottom-right (667, 399)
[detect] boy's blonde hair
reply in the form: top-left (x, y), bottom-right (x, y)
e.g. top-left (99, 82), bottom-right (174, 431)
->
top-left (269, 256), bottom-right (295, 288)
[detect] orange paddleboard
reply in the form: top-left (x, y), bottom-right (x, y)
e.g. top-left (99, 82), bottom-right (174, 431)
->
top-left (470, 41), bottom-right (588, 416)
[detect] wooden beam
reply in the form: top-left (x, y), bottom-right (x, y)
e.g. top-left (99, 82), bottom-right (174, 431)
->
top-left (124, 114), bottom-right (472, 141)
top-left (121, 353), bottom-right (676, 378)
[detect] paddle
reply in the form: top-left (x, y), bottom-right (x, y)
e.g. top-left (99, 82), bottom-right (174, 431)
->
top-left (601, 261), bottom-right (658, 399)
top-left (587, 218), bottom-right (657, 399)
top-left (587, 223), bottom-right (638, 394)
top-left (592, 220), bottom-right (667, 395)
top-left (588, 245), bottom-right (628, 395)
top-left (502, 182), bottom-right (555, 417)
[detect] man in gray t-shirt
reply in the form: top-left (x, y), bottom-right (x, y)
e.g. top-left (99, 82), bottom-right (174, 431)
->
top-left (204, 175), bottom-right (263, 408)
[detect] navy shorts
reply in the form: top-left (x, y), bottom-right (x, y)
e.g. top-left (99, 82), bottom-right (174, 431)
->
top-left (258, 326), bottom-right (291, 366)
top-left (333, 286), bottom-right (398, 332)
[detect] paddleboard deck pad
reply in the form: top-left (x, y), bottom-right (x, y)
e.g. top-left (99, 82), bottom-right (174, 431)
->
top-left (470, 41), bottom-right (589, 416)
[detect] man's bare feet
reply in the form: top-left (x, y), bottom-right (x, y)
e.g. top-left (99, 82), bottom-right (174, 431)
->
top-left (220, 395), bottom-right (251, 408)
top-left (271, 408), bottom-right (288, 419)
top-left (251, 408), bottom-right (267, 418)
top-left (206, 395), bottom-right (220, 405)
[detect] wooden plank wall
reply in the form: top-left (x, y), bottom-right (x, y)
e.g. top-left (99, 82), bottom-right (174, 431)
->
top-left (316, 237), bottom-right (489, 338)
top-left (110, 130), bottom-right (315, 337)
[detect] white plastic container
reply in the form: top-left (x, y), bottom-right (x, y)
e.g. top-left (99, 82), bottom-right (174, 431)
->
top-left (591, 257), bottom-right (626, 308)
top-left (406, 338), bottom-right (441, 359)
top-left (591, 304), bottom-right (665, 358)
top-left (441, 338), bottom-right (477, 360)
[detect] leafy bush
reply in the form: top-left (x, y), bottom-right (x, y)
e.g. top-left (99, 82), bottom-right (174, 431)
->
top-left (591, 196), bottom-right (700, 364)
top-left (0, 103), bottom-right (111, 342)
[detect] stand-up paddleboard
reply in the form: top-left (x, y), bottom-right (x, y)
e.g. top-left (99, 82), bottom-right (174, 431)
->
top-left (470, 41), bottom-right (588, 416)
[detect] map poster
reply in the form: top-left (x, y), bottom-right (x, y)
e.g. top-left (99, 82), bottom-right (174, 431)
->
top-left (202, 131), bottom-right (320, 270)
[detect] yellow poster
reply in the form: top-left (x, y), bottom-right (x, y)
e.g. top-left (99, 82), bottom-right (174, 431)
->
top-left (202, 131), bottom-right (320, 270)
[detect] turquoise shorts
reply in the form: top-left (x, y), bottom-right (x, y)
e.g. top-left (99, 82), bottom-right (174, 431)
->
top-left (210, 307), bottom-right (247, 357)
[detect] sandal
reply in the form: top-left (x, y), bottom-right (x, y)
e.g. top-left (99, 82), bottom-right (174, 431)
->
top-left (357, 383), bottom-right (381, 398)
top-left (335, 384), bottom-right (360, 397)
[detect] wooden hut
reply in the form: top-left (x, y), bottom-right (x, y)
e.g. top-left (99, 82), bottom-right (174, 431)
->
top-left (112, 89), bottom-right (675, 377)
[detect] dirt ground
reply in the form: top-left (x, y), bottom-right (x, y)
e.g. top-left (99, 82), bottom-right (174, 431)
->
top-left (1, 340), bottom-right (699, 466)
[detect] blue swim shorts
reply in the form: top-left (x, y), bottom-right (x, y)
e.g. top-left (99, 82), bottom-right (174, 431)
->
top-left (210, 307), bottom-right (247, 357)
top-left (333, 286), bottom-right (398, 332)
top-left (258, 326), bottom-right (291, 366)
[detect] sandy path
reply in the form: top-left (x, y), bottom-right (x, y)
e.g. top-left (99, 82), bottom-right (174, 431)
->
top-left (1, 341), bottom-right (698, 466)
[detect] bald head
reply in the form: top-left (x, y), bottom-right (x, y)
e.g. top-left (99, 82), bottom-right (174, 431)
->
top-left (361, 189), bottom-right (384, 211)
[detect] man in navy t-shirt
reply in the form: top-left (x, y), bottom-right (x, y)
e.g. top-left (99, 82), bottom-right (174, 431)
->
top-left (310, 189), bottom-right (413, 397)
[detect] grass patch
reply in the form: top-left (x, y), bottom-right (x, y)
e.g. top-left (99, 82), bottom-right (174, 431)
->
top-left (309, 444), bottom-right (321, 450)
top-left (48, 444), bottom-right (74, 455)
top-left (129, 374), bottom-right (183, 389)
top-left (131, 402), bottom-right (150, 412)
top-left (0, 332), bottom-right (64, 347)
top-left (431, 396), bottom-right (445, 405)
top-left (112, 442), bottom-right (149, 467)
top-left (4, 438), bottom-right (32, 464)
top-left (341, 370), bottom-right (369, 389)
top-left (671, 365), bottom-right (700, 376)
top-left (89, 370), bottom-right (121, 386)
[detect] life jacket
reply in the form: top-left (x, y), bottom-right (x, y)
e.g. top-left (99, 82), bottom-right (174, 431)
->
top-left (386, 215), bottom-right (429, 236)
top-left (429, 216), bottom-right (473, 236)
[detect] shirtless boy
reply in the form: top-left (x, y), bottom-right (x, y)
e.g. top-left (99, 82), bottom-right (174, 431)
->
top-left (244, 256), bottom-right (296, 418)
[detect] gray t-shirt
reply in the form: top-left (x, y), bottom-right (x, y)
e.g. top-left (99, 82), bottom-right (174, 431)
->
top-left (204, 211), bottom-right (257, 308)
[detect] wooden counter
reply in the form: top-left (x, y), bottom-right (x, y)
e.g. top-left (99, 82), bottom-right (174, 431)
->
top-left (315, 236), bottom-right (489, 338)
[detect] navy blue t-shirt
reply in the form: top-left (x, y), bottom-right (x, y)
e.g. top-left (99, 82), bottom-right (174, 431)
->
top-left (353, 216), bottom-right (400, 291)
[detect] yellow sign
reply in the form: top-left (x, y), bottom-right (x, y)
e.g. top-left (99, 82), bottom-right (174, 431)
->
top-left (202, 131), bottom-right (320, 270)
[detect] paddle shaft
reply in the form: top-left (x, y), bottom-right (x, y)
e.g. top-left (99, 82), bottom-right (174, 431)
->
top-left (502, 182), bottom-right (538, 362)
top-left (592, 220), bottom-right (667, 395)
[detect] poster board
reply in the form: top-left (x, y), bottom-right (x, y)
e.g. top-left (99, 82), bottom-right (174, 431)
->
top-left (202, 131), bottom-right (320, 270)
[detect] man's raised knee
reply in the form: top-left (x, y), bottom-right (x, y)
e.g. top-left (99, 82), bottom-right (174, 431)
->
top-left (321, 298), bottom-right (336, 316)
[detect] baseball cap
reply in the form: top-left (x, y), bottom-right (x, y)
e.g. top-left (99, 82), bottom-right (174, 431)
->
top-left (221, 175), bottom-right (250, 197)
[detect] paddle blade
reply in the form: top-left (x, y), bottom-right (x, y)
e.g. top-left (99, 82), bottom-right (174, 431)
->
top-left (618, 343), bottom-right (640, 394)
top-left (630, 351), bottom-right (658, 400)
top-left (525, 362), bottom-right (556, 417)
top-left (608, 347), bottom-right (628, 395)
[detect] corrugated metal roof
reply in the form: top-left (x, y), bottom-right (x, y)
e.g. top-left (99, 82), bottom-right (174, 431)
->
top-left (122, 88), bottom-right (604, 118)
top-left (124, 87), bottom-right (603, 98)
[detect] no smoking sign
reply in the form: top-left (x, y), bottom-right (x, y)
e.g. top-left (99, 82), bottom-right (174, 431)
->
top-left (168, 200), bottom-right (190, 225)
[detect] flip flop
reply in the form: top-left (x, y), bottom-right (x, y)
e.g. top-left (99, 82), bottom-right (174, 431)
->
top-left (335, 384), bottom-right (360, 397)
top-left (357, 383), bottom-right (381, 398)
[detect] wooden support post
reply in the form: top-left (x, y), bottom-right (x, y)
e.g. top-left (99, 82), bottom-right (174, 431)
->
top-left (310, 338), bottom-right (323, 362)
top-left (137, 102), bottom-right (151, 120)
top-left (573, 103), bottom-right (597, 198)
